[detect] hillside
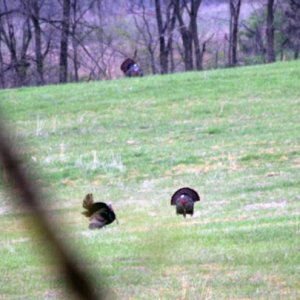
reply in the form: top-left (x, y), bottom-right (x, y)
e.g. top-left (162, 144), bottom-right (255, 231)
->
top-left (0, 61), bottom-right (299, 299)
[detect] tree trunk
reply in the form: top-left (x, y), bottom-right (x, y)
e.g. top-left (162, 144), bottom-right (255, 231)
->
top-left (1, 0), bottom-right (31, 86)
top-left (190, 0), bottom-right (203, 70)
top-left (169, 41), bottom-right (175, 72)
top-left (31, 0), bottom-right (44, 85)
top-left (155, 0), bottom-right (167, 74)
top-left (72, 35), bottom-right (79, 82)
top-left (167, 6), bottom-right (176, 73)
top-left (223, 34), bottom-right (228, 66)
top-left (266, 0), bottom-right (275, 63)
top-left (148, 46), bottom-right (156, 75)
top-left (231, 8), bottom-right (239, 65)
top-left (228, 0), bottom-right (242, 67)
top-left (59, 0), bottom-right (71, 83)
top-left (0, 39), bottom-right (5, 88)
top-left (174, 0), bottom-right (193, 71)
top-left (71, 0), bottom-right (79, 82)
top-left (18, 19), bottom-right (32, 86)
top-left (228, 14), bottom-right (233, 65)
top-left (294, 45), bottom-right (300, 60)
top-left (191, 20), bottom-right (201, 69)
top-left (215, 43), bottom-right (219, 68)
top-left (183, 35), bottom-right (193, 71)
top-left (198, 42), bottom-right (206, 70)
top-left (155, 0), bottom-right (176, 74)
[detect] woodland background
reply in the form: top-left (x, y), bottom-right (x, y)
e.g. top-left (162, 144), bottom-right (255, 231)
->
top-left (0, 0), bottom-right (299, 88)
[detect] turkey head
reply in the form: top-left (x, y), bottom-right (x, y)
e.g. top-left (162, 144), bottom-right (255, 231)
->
top-left (171, 187), bottom-right (200, 217)
top-left (82, 193), bottom-right (117, 229)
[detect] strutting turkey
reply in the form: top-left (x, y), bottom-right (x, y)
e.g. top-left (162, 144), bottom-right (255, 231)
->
top-left (120, 58), bottom-right (143, 77)
top-left (82, 193), bottom-right (118, 229)
top-left (171, 187), bottom-right (200, 217)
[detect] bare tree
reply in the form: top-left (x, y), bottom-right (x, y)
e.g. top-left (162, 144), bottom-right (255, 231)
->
top-left (198, 34), bottom-right (214, 70)
top-left (283, 0), bottom-right (300, 59)
top-left (59, 0), bottom-right (71, 83)
top-left (228, 0), bottom-right (242, 66)
top-left (190, 0), bottom-right (204, 70)
top-left (2, 0), bottom-right (295, 88)
top-left (174, 0), bottom-right (192, 70)
top-left (21, 0), bottom-right (46, 85)
top-left (68, 0), bottom-right (97, 81)
top-left (86, 0), bottom-right (118, 80)
top-left (0, 30), bottom-right (5, 88)
top-left (174, 0), bottom-right (203, 71)
top-left (242, 23), bottom-right (266, 60)
top-left (0, 0), bottom-right (32, 87)
top-left (31, 0), bottom-right (44, 84)
top-left (131, 1), bottom-right (158, 74)
top-left (266, 0), bottom-right (276, 62)
top-left (154, 0), bottom-right (176, 74)
top-left (70, 0), bottom-right (80, 81)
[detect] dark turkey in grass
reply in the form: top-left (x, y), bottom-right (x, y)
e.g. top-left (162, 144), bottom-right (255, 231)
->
top-left (171, 187), bottom-right (200, 217)
top-left (82, 193), bottom-right (118, 229)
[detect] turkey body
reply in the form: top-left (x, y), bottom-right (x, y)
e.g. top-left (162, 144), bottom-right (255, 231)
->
top-left (171, 187), bottom-right (200, 217)
top-left (82, 194), bottom-right (117, 229)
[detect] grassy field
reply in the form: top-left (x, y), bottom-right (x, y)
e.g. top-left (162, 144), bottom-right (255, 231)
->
top-left (0, 61), bottom-right (299, 299)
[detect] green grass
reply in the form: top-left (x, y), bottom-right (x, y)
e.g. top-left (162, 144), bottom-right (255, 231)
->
top-left (0, 61), bottom-right (300, 299)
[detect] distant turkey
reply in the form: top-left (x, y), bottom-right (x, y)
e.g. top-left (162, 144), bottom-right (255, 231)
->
top-left (171, 187), bottom-right (200, 217)
top-left (120, 58), bottom-right (143, 77)
top-left (82, 193), bottom-right (118, 229)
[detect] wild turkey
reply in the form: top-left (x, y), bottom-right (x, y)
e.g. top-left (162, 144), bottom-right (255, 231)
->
top-left (120, 58), bottom-right (143, 77)
top-left (171, 187), bottom-right (200, 217)
top-left (82, 193), bottom-right (118, 229)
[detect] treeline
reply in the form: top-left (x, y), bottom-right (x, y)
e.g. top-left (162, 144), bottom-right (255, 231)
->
top-left (0, 0), bottom-right (299, 89)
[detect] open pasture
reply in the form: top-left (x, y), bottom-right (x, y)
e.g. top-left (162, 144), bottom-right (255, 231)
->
top-left (0, 61), bottom-right (299, 299)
